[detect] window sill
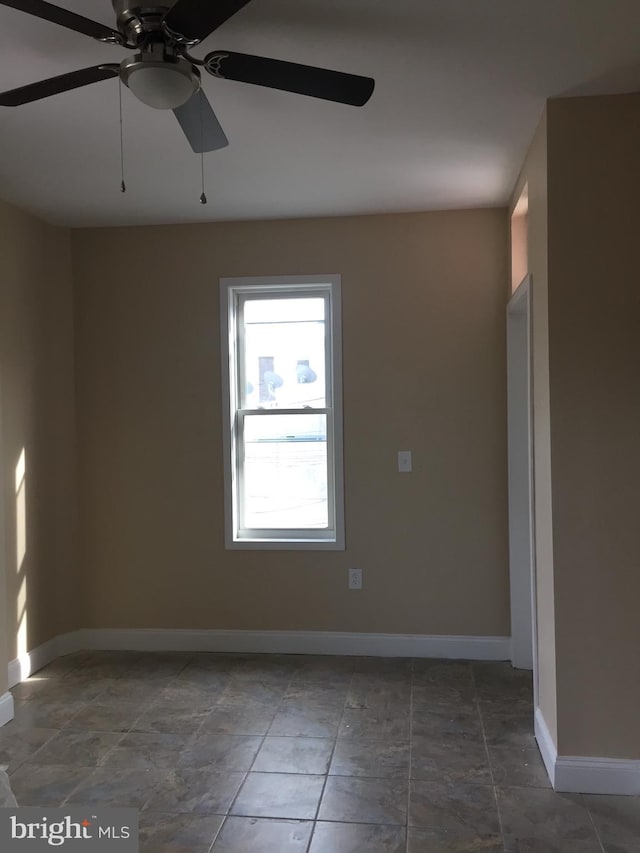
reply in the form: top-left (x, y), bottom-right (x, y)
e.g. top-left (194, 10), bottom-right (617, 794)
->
top-left (227, 538), bottom-right (345, 551)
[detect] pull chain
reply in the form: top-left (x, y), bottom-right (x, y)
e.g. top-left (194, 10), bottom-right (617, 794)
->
top-left (199, 90), bottom-right (207, 204)
top-left (119, 79), bottom-right (126, 193)
top-left (200, 151), bottom-right (207, 204)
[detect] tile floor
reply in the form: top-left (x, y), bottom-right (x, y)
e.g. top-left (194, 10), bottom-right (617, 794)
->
top-left (1, 651), bottom-right (638, 852)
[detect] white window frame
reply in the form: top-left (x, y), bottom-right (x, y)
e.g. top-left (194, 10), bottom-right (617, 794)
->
top-left (220, 274), bottom-right (345, 550)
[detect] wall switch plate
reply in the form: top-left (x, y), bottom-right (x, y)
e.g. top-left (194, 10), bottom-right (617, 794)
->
top-left (349, 567), bottom-right (362, 589)
top-left (398, 450), bottom-right (412, 472)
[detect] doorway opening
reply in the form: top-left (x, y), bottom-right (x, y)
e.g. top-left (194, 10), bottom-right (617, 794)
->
top-left (507, 274), bottom-right (537, 693)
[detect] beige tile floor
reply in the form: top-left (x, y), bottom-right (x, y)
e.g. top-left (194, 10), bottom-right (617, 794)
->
top-left (1, 651), bottom-right (638, 852)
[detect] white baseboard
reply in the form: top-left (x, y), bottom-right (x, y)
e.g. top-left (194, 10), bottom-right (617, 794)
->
top-left (0, 692), bottom-right (14, 728)
top-left (534, 705), bottom-right (557, 787)
top-left (535, 705), bottom-right (640, 795)
top-left (75, 628), bottom-right (512, 660)
top-left (7, 630), bottom-right (83, 688)
top-left (7, 660), bottom-right (20, 690)
top-left (8, 635), bottom-right (61, 688)
top-left (555, 756), bottom-right (640, 796)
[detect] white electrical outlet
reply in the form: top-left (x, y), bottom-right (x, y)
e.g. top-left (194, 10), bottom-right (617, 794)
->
top-left (349, 567), bottom-right (363, 590)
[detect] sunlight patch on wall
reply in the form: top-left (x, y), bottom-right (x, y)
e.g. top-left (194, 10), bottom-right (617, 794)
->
top-left (15, 448), bottom-right (26, 573)
top-left (15, 448), bottom-right (27, 660)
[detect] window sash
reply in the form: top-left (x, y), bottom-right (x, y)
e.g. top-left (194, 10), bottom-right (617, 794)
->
top-left (236, 408), bottom-right (336, 539)
top-left (236, 291), bottom-right (331, 411)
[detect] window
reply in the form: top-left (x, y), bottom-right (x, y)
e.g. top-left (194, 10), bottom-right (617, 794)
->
top-left (220, 275), bottom-right (344, 549)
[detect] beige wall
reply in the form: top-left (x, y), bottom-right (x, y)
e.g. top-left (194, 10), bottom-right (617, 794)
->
top-left (510, 110), bottom-right (558, 746)
top-left (0, 199), bottom-right (78, 673)
top-left (72, 209), bottom-right (510, 636)
top-left (547, 93), bottom-right (640, 758)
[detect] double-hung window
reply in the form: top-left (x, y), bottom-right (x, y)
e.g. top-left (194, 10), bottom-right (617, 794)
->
top-left (220, 275), bottom-right (344, 548)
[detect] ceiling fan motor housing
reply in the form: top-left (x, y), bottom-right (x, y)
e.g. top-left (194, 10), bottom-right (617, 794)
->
top-left (111, 1), bottom-right (174, 45)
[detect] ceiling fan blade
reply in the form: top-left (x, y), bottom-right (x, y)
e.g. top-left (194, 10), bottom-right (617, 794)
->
top-left (162, 0), bottom-right (252, 44)
top-left (0, 64), bottom-right (120, 106)
top-left (173, 89), bottom-right (229, 153)
top-left (0, 0), bottom-right (123, 43)
top-left (204, 51), bottom-right (375, 106)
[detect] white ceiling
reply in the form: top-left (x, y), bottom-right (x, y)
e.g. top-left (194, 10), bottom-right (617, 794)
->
top-left (0, 0), bottom-right (639, 228)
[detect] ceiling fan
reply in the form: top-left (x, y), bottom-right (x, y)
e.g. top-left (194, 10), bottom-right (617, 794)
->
top-left (0, 0), bottom-right (375, 153)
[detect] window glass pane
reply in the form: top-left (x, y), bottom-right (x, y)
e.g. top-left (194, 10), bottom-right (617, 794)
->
top-left (241, 413), bottom-right (328, 530)
top-left (241, 297), bottom-right (326, 409)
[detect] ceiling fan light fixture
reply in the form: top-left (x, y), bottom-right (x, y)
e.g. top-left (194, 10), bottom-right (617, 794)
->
top-left (121, 54), bottom-right (199, 110)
